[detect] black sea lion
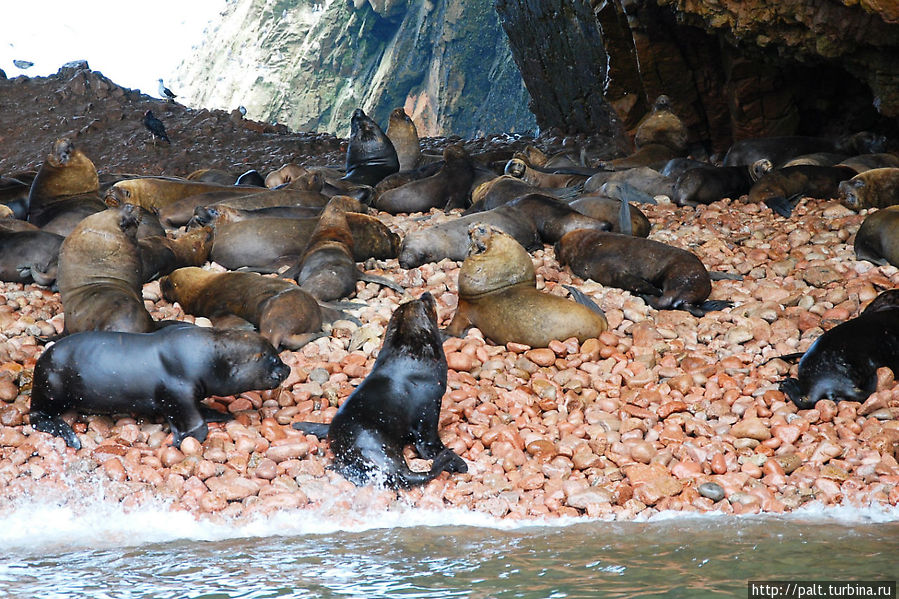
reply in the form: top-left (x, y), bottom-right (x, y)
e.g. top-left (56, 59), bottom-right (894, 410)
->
top-left (780, 290), bottom-right (899, 408)
top-left (555, 229), bottom-right (729, 316)
top-left (673, 165), bottom-right (753, 206)
top-left (57, 204), bottom-right (154, 334)
top-left (386, 107), bottom-right (421, 172)
top-left (374, 145), bottom-right (475, 213)
top-left (444, 225), bottom-right (608, 347)
top-left (29, 325), bottom-right (290, 449)
top-left (838, 168), bottom-right (899, 211)
top-left (0, 230), bottom-right (63, 285)
top-left (292, 292), bottom-right (467, 488)
top-left (236, 170), bottom-right (266, 187)
top-left (343, 108), bottom-right (399, 186)
top-left (160, 268), bottom-right (325, 350)
top-left (854, 206), bottom-right (899, 267)
top-left (0, 174), bottom-right (34, 219)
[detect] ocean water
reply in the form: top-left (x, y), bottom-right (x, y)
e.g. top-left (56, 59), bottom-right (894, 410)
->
top-left (1, 491), bottom-right (897, 599)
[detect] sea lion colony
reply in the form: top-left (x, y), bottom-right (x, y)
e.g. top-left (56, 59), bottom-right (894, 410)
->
top-left (1, 93), bottom-right (899, 517)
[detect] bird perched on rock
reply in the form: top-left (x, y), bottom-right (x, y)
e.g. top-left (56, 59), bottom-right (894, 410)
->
top-left (157, 78), bottom-right (177, 102)
top-left (143, 110), bottom-right (170, 144)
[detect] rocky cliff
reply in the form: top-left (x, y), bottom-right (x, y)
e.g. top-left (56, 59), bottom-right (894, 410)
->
top-left (172, 0), bottom-right (536, 138)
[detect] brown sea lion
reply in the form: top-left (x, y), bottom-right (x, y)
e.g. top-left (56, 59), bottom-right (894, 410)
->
top-left (292, 292), bottom-right (467, 489)
top-left (160, 268), bottom-right (325, 350)
top-left (57, 204), bottom-right (154, 333)
top-left (373, 145), bottom-right (475, 213)
top-left (444, 225), bottom-right (608, 347)
top-left (465, 175), bottom-right (581, 214)
top-left (138, 226), bottom-right (214, 282)
top-left (555, 229), bottom-right (729, 316)
top-left (29, 324), bottom-right (290, 449)
top-left (186, 168), bottom-right (237, 185)
top-left (213, 187), bottom-right (331, 211)
top-left (781, 152), bottom-right (848, 168)
top-left (343, 108), bottom-right (399, 186)
top-left (597, 144), bottom-right (680, 172)
top-left (373, 161), bottom-right (444, 198)
top-left (569, 196), bottom-right (651, 237)
top-left (386, 107), bottom-right (421, 172)
top-left (854, 206), bottom-right (899, 267)
top-left (504, 158), bottom-right (589, 188)
top-left (723, 132), bottom-right (886, 168)
top-left (191, 205), bottom-right (322, 227)
top-left (749, 165), bottom-right (856, 217)
top-left (27, 139), bottom-right (104, 228)
top-left (0, 229), bottom-right (63, 286)
top-left (156, 189), bottom-right (267, 228)
top-left (585, 166), bottom-right (675, 198)
top-left (265, 164), bottom-right (307, 188)
top-left (673, 165), bottom-right (753, 206)
top-left (837, 153), bottom-right (899, 174)
top-left (504, 194), bottom-right (612, 242)
top-left (633, 95), bottom-right (689, 153)
top-left (288, 198), bottom-right (359, 301)
top-left (104, 178), bottom-right (249, 212)
top-left (838, 168), bottom-right (899, 211)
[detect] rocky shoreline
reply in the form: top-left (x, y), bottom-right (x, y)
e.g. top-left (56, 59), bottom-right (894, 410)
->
top-left (1, 67), bottom-right (898, 522)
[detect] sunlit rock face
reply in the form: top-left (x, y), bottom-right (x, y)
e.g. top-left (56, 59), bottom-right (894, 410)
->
top-left (172, 0), bottom-right (535, 137)
top-left (497, 0), bottom-right (899, 153)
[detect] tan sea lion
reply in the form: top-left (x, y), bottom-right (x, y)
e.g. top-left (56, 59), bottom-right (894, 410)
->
top-left (837, 153), bottom-right (899, 174)
top-left (386, 107), bottom-right (421, 172)
top-left (57, 204), bottom-right (154, 333)
top-left (854, 206), bottom-right (899, 267)
top-left (185, 168), bottom-right (237, 185)
top-left (265, 164), bottom-right (307, 188)
top-left (504, 158), bottom-right (589, 188)
top-left (160, 268), bottom-right (325, 350)
top-left (105, 178), bottom-right (250, 212)
top-left (444, 225), bottom-right (608, 347)
top-left (138, 226), bottom-right (214, 282)
top-left (27, 138), bottom-right (105, 228)
top-left (838, 168), bottom-right (899, 211)
top-left (633, 95), bottom-right (688, 153)
top-left (288, 198), bottom-right (359, 301)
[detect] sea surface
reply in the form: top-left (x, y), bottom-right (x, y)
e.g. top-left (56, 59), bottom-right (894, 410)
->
top-left (1, 489), bottom-right (896, 599)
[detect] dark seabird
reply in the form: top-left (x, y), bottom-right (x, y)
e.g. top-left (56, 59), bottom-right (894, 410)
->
top-left (157, 78), bottom-right (177, 102)
top-left (143, 110), bottom-right (171, 144)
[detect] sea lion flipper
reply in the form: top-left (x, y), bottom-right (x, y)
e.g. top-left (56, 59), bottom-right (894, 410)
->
top-left (443, 306), bottom-right (473, 339)
top-left (562, 284), bottom-right (606, 318)
top-left (279, 331), bottom-right (328, 350)
top-left (358, 272), bottom-right (406, 296)
top-left (198, 404), bottom-right (233, 423)
top-left (292, 421), bottom-right (330, 437)
top-left (764, 193), bottom-right (802, 218)
top-left (618, 199), bottom-right (633, 236)
top-left (709, 271), bottom-right (744, 281)
top-left (780, 377), bottom-right (817, 409)
top-left (391, 449), bottom-right (462, 489)
top-left (29, 410), bottom-right (81, 449)
top-left (698, 300), bottom-right (733, 313)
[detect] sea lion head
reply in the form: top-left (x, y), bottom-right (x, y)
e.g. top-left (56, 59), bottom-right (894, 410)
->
top-left (265, 164), bottom-right (306, 188)
top-left (159, 266), bottom-right (213, 307)
top-left (443, 144), bottom-right (469, 163)
top-left (49, 138), bottom-right (75, 167)
top-left (378, 291), bottom-right (444, 363)
top-left (504, 158), bottom-right (527, 179)
top-left (751, 158), bottom-right (774, 181)
top-left (457, 224), bottom-right (535, 298)
top-left (287, 171), bottom-right (324, 192)
top-left (350, 108), bottom-right (375, 140)
top-left (207, 329), bottom-right (290, 393)
top-left (838, 178), bottom-right (865, 210)
top-left (653, 95), bottom-right (672, 112)
top-left (389, 107), bottom-right (413, 127)
top-left (116, 203), bottom-right (142, 237)
top-left (104, 182), bottom-right (132, 207)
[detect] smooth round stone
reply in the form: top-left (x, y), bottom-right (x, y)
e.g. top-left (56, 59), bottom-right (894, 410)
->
top-left (698, 482), bottom-right (726, 502)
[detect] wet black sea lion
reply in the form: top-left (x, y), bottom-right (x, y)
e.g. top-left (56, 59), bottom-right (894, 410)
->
top-left (780, 290), bottom-right (899, 408)
top-left (29, 324), bottom-right (290, 449)
top-left (343, 108), bottom-right (399, 186)
top-left (292, 292), bottom-right (467, 488)
top-left (555, 230), bottom-right (729, 316)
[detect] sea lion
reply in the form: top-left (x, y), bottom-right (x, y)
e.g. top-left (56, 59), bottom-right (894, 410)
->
top-left (633, 95), bottom-right (689, 153)
top-left (57, 204), bottom-right (154, 334)
top-left (292, 292), bottom-right (467, 488)
top-left (673, 165), bottom-right (753, 206)
top-left (504, 158), bottom-right (590, 189)
top-left (343, 108), bottom-right (399, 186)
top-left (781, 152), bottom-right (848, 168)
top-left (838, 168), bottom-right (899, 211)
top-left (597, 144), bottom-right (680, 172)
top-left (660, 158), bottom-right (710, 179)
top-left (236, 170), bottom-right (266, 187)
top-left (160, 268), bottom-right (325, 350)
top-left (585, 166), bottom-right (676, 198)
top-left (373, 161), bottom-right (445, 198)
top-left (569, 196), bottom-right (651, 237)
top-left (213, 187), bottom-right (331, 211)
top-left (104, 178), bottom-right (249, 212)
top-left (444, 225), bottom-right (608, 347)
top-left (186, 168), bottom-right (237, 185)
top-left (854, 206), bottom-right (899, 267)
top-left (29, 324), bottom-right (290, 449)
top-left (27, 139), bottom-right (104, 228)
top-left (0, 174), bottom-right (34, 219)
top-left (723, 132), bottom-right (886, 168)
top-left (555, 229), bottom-right (729, 316)
top-left (0, 230), bottom-right (63, 285)
top-left (191, 204), bottom-right (322, 227)
top-left (265, 164), bottom-right (307, 188)
top-left (373, 145), bottom-right (475, 213)
top-left (502, 194), bottom-right (612, 242)
top-left (156, 189), bottom-right (268, 228)
top-left (837, 153), bottom-right (899, 174)
top-left (465, 175), bottom-right (581, 214)
top-left (386, 107), bottom-right (421, 172)
top-left (749, 165), bottom-right (856, 217)
top-left (138, 226), bottom-right (213, 282)
top-left (209, 212), bottom-right (399, 271)
top-left (780, 290), bottom-right (899, 408)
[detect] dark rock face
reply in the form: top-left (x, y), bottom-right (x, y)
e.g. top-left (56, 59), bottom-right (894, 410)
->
top-left (496, 0), bottom-right (899, 152)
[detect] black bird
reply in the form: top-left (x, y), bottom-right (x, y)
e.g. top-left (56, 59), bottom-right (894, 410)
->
top-left (143, 110), bottom-right (170, 144)
top-left (158, 78), bottom-right (177, 101)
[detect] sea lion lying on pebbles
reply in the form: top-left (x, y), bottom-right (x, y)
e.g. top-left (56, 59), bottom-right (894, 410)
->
top-left (723, 132), bottom-right (886, 168)
top-left (780, 290), bottom-right (899, 408)
top-left (854, 206), bottom-right (899, 267)
top-left (748, 165), bottom-right (856, 217)
top-left (29, 324), bottom-right (290, 449)
top-left (0, 229), bottom-right (63, 286)
top-left (138, 226), bottom-right (214, 282)
top-left (673, 165), bottom-right (753, 206)
top-left (838, 168), bottom-right (899, 211)
top-left (374, 145), bottom-right (475, 213)
top-left (444, 225), bottom-right (608, 347)
top-left (293, 292), bottom-right (467, 488)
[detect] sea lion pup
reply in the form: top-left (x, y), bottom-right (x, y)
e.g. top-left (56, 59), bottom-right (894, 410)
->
top-left (837, 153), bottom-right (899, 174)
top-left (386, 107), bottom-right (421, 171)
top-left (209, 211), bottom-right (399, 272)
top-left (0, 229), bottom-right (63, 285)
top-left (673, 165), bottom-right (754, 206)
top-left (265, 164), bottom-right (307, 188)
top-left (138, 226), bottom-right (214, 282)
top-left (160, 268), bottom-right (326, 350)
top-left (292, 292), bottom-right (467, 488)
top-left (749, 165), bottom-right (856, 217)
top-left (373, 144), bottom-right (475, 213)
top-left (569, 195), bottom-right (651, 237)
top-left (343, 108), bottom-right (399, 186)
top-left (464, 175), bottom-right (581, 214)
top-left (504, 158), bottom-right (590, 189)
top-left (555, 229), bottom-right (729, 317)
top-left (854, 206), bottom-right (899, 267)
top-left (723, 131), bottom-right (887, 168)
top-left (779, 290), bottom-right (899, 409)
top-left (104, 178), bottom-right (253, 212)
top-left (838, 167), bottom-right (899, 211)
top-left (27, 138), bottom-right (105, 228)
top-left (57, 204), bottom-right (154, 334)
top-left (186, 168), bottom-right (237, 185)
top-left (444, 225), bottom-right (608, 347)
top-left (633, 95), bottom-right (689, 154)
top-left (29, 324), bottom-right (290, 450)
